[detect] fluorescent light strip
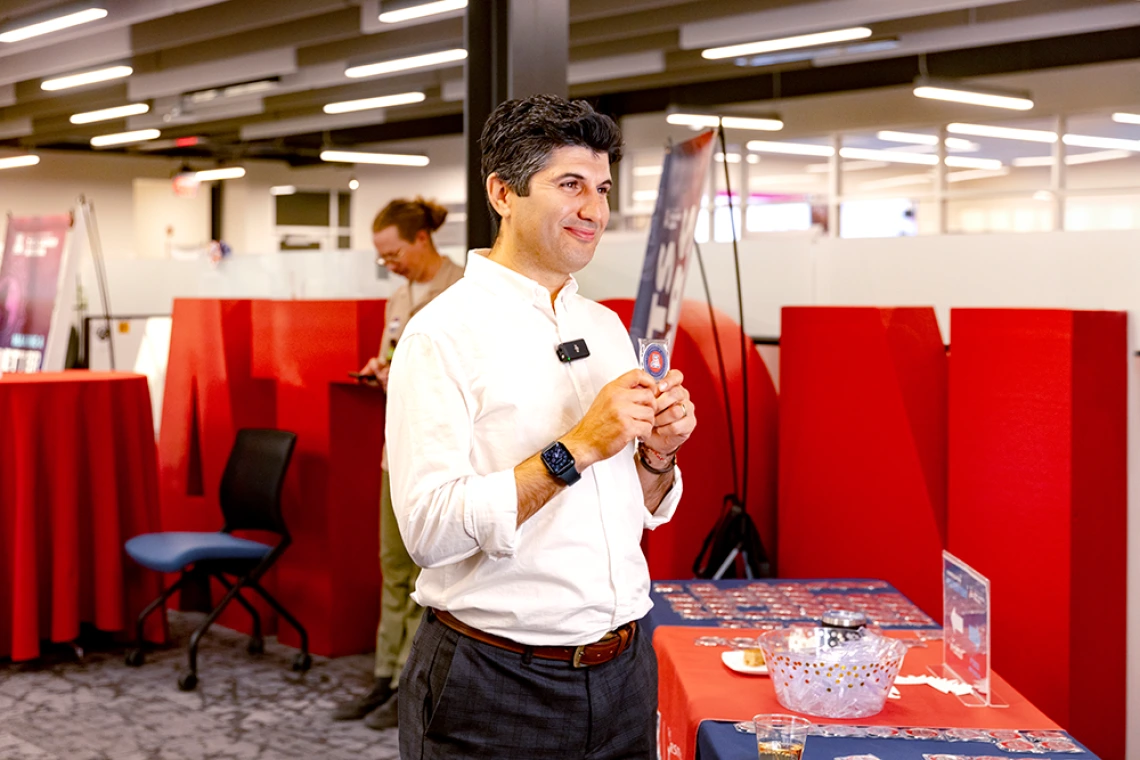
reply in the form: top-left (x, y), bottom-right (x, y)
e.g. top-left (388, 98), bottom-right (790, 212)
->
top-left (1011, 150), bottom-right (1135, 168)
top-left (42, 65), bottom-right (132, 91)
top-left (324, 91), bottom-right (425, 114)
top-left (90, 128), bottom-right (159, 147)
top-left (194, 167), bottom-right (246, 181)
top-left (0, 7), bottom-right (107, 44)
top-left (839, 147), bottom-right (936, 165)
top-left (379, 0), bottom-right (467, 23)
top-left (320, 150), bottom-right (429, 166)
top-left (667, 113), bottom-right (783, 131)
top-left (1112, 112), bottom-right (1140, 126)
top-left (945, 156), bottom-right (1003, 170)
top-left (875, 130), bottom-right (978, 151)
top-left (914, 86), bottom-right (1033, 111)
top-left (947, 123), bottom-right (1057, 143)
top-left (746, 140), bottom-right (835, 157)
top-left (703, 27), bottom-right (871, 60)
top-left (632, 190), bottom-right (658, 202)
top-left (1062, 133), bottom-right (1140, 152)
top-left (70, 103), bottom-right (149, 124)
top-left (0, 155), bottom-right (40, 170)
top-left (715, 152), bottom-right (741, 163)
top-left (270, 185), bottom-right (297, 195)
top-left (345, 49), bottom-right (467, 79)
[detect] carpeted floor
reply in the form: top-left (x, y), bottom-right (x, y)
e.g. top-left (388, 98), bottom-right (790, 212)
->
top-left (0, 612), bottom-right (400, 760)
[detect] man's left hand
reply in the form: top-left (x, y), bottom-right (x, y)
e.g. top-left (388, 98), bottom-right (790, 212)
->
top-left (642, 369), bottom-right (695, 457)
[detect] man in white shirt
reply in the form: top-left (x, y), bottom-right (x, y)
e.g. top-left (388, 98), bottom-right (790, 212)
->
top-left (387, 94), bottom-right (696, 759)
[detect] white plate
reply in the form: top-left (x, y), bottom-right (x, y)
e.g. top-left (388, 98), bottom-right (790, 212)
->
top-left (721, 650), bottom-right (768, 676)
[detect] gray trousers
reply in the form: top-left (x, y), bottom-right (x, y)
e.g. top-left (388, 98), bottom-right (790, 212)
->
top-left (399, 609), bottom-right (657, 759)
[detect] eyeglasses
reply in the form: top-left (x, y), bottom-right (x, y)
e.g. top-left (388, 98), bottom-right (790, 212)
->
top-left (376, 244), bottom-right (406, 265)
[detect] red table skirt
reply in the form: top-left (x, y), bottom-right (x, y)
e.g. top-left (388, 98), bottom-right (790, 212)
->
top-left (0, 371), bottom-right (164, 661)
top-left (655, 626), bottom-right (1058, 760)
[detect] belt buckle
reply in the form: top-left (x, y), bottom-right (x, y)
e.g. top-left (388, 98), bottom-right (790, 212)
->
top-left (571, 644), bottom-right (588, 668)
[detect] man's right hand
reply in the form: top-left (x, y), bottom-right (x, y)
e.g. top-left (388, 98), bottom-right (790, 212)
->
top-left (357, 357), bottom-right (391, 391)
top-left (563, 369), bottom-right (657, 470)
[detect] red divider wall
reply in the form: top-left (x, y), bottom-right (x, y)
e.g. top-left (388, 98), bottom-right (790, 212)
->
top-left (159, 298), bottom-right (386, 656)
top-left (948, 309), bottom-right (1126, 760)
top-left (604, 299), bottom-right (779, 579)
top-left (249, 300), bottom-right (386, 657)
top-left (778, 307), bottom-right (947, 617)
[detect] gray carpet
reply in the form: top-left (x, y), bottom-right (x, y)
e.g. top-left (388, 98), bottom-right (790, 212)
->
top-left (0, 612), bottom-right (400, 760)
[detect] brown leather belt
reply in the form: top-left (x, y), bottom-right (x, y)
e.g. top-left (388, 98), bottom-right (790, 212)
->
top-left (431, 608), bottom-right (636, 668)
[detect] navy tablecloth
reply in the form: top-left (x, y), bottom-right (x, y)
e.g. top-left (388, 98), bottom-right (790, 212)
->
top-left (697, 720), bottom-right (1098, 760)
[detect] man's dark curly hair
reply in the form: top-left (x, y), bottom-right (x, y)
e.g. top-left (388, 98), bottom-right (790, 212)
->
top-left (479, 94), bottom-right (623, 222)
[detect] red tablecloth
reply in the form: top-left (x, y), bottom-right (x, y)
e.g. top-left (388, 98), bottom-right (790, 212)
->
top-left (0, 371), bottom-right (164, 661)
top-left (656, 626), bottom-right (1058, 760)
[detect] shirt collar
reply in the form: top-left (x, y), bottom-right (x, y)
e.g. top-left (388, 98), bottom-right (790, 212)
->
top-left (464, 249), bottom-right (579, 309)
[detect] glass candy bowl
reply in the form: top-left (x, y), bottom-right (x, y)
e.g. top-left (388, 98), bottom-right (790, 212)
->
top-left (757, 627), bottom-right (907, 719)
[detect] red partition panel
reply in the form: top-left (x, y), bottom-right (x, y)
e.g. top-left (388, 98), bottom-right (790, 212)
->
top-left (159, 299), bottom-right (277, 531)
top-left (603, 299), bottom-right (779, 579)
top-left (779, 308), bottom-right (947, 617)
top-left (250, 300), bottom-right (386, 657)
top-left (158, 299), bottom-right (279, 632)
top-left (948, 309), bottom-right (1126, 760)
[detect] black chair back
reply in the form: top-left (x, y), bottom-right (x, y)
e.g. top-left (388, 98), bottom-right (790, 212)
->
top-left (219, 428), bottom-right (297, 537)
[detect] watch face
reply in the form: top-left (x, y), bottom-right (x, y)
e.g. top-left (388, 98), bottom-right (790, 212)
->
top-left (543, 442), bottom-right (574, 472)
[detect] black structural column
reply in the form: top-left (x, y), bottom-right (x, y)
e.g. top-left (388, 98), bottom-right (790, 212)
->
top-left (464, 0), bottom-right (568, 250)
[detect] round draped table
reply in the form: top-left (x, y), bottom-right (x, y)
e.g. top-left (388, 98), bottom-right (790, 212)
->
top-left (0, 371), bottom-right (164, 660)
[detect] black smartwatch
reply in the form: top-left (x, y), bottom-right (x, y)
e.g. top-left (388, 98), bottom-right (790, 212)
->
top-left (540, 441), bottom-right (581, 486)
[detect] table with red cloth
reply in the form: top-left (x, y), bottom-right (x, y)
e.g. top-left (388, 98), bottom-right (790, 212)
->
top-left (652, 583), bottom-right (1076, 760)
top-left (0, 371), bottom-right (164, 661)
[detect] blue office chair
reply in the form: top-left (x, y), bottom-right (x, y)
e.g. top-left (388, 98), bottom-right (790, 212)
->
top-left (124, 428), bottom-right (311, 691)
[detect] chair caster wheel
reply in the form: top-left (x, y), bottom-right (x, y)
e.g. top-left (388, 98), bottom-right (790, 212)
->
top-left (292, 653), bottom-right (311, 672)
top-left (125, 648), bottom-right (144, 667)
top-left (247, 637), bottom-right (264, 655)
top-left (178, 672), bottom-right (198, 691)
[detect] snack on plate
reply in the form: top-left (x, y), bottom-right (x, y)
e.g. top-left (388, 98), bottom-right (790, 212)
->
top-left (743, 648), bottom-right (766, 667)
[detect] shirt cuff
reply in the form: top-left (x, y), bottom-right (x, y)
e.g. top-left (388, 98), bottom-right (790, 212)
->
top-left (644, 463), bottom-right (683, 530)
top-left (463, 469), bottom-right (521, 559)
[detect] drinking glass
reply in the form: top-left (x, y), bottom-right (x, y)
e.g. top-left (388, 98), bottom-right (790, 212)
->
top-left (753, 713), bottom-right (811, 760)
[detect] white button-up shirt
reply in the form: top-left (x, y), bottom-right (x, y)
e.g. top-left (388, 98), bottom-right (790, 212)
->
top-left (387, 250), bottom-right (682, 645)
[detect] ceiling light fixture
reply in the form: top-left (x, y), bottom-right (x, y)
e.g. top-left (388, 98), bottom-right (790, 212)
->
top-left (42, 65), bottom-right (132, 91)
top-left (1061, 133), bottom-right (1140, 152)
top-left (839, 147), bottom-right (936, 165)
top-left (323, 91), bottom-right (426, 114)
top-left (1111, 112), bottom-right (1140, 126)
top-left (349, 178), bottom-right (360, 190)
top-left (746, 140), bottom-right (835, 157)
top-left (1012, 150), bottom-right (1135, 168)
top-left (379, 0), bottom-right (467, 23)
top-left (944, 156), bottom-right (1004, 170)
top-left (70, 103), bottom-right (150, 124)
top-left (270, 185), bottom-right (297, 195)
top-left (702, 27), bottom-right (872, 60)
top-left (0, 6), bottom-right (107, 44)
top-left (320, 150), bottom-right (430, 166)
top-left (667, 113), bottom-right (784, 131)
top-left (875, 130), bottom-right (978, 151)
top-left (194, 167), bottom-right (246, 181)
top-left (0, 155), bottom-right (40, 170)
top-left (715, 152), bottom-right (742, 163)
top-left (632, 165), bottom-right (663, 177)
top-left (90, 128), bottom-right (160, 147)
top-left (345, 48), bottom-right (467, 79)
top-left (946, 123), bottom-right (1058, 143)
top-left (913, 79), bottom-right (1034, 111)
